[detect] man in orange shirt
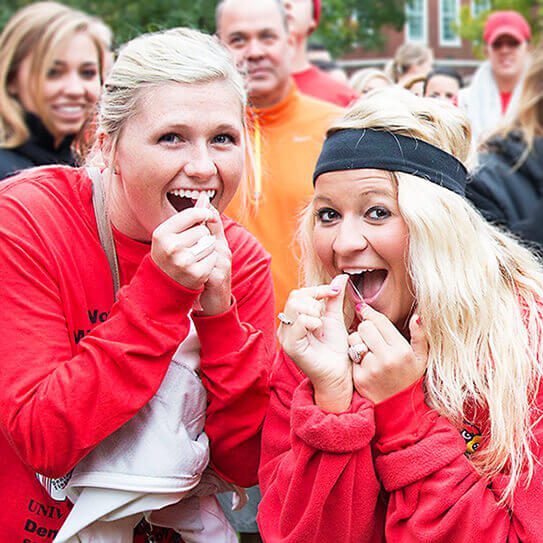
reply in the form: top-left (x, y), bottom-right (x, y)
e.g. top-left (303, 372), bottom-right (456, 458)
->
top-left (217, 0), bottom-right (341, 317)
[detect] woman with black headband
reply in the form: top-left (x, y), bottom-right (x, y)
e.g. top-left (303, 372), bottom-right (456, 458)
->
top-left (257, 87), bottom-right (543, 542)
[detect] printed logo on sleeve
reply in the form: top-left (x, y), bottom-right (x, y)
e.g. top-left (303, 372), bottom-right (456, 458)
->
top-left (461, 421), bottom-right (482, 454)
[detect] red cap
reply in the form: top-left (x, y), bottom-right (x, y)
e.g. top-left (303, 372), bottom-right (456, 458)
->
top-left (483, 11), bottom-right (531, 45)
top-left (312, 0), bottom-right (321, 27)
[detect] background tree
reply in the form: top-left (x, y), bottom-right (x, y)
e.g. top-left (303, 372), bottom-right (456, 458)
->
top-left (311, 0), bottom-right (406, 57)
top-left (0, 0), bottom-right (219, 46)
top-left (1, 0), bottom-right (406, 57)
top-left (457, 0), bottom-right (543, 58)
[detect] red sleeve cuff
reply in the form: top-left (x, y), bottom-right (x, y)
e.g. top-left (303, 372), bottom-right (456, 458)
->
top-left (120, 254), bottom-right (201, 324)
top-left (192, 299), bottom-right (249, 359)
top-left (374, 378), bottom-right (438, 452)
top-left (292, 378), bottom-right (376, 452)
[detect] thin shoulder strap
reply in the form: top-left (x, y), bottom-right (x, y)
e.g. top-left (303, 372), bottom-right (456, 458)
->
top-left (87, 167), bottom-right (121, 298)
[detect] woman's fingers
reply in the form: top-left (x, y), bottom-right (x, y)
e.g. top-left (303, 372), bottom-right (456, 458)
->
top-left (323, 274), bottom-right (348, 320)
top-left (347, 331), bottom-right (368, 364)
top-left (278, 313), bottom-right (323, 350)
top-left (408, 313), bottom-right (428, 366)
top-left (356, 303), bottom-right (406, 346)
top-left (282, 282), bottom-right (343, 323)
top-left (356, 318), bottom-right (389, 357)
top-left (154, 206), bottom-right (216, 239)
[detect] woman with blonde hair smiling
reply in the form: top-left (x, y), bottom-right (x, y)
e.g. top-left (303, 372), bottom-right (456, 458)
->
top-left (0, 2), bottom-right (108, 180)
top-left (0, 27), bottom-right (273, 542)
top-left (258, 86), bottom-right (543, 542)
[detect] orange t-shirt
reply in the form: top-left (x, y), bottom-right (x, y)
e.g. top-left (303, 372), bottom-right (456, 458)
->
top-left (226, 82), bottom-right (341, 314)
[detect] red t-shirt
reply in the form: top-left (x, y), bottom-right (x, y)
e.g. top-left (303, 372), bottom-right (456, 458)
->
top-left (500, 91), bottom-right (512, 114)
top-left (0, 166), bottom-right (275, 542)
top-left (292, 65), bottom-right (358, 107)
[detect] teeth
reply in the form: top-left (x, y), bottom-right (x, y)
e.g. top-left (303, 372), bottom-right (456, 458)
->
top-left (168, 189), bottom-right (216, 200)
top-left (343, 268), bottom-right (371, 274)
top-left (57, 106), bottom-right (83, 112)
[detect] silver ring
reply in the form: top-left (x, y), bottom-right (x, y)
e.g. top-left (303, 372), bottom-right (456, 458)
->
top-left (277, 312), bottom-right (293, 326)
top-left (348, 343), bottom-right (368, 363)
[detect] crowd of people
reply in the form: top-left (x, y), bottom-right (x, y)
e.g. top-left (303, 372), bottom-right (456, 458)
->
top-left (0, 1), bottom-right (542, 542)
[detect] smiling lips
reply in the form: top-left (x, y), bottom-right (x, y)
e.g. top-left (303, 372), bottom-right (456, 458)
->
top-left (52, 104), bottom-right (88, 121)
top-left (166, 188), bottom-right (217, 212)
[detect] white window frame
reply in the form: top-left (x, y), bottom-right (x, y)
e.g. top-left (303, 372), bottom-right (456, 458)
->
top-left (471, 0), bottom-right (491, 16)
top-left (405, 0), bottom-right (428, 44)
top-left (440, 0), bottom-right (461, 47)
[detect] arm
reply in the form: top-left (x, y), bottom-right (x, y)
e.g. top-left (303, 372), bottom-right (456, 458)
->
top-left (257, 351), bottom-right (384, 543)
top-left (258, 280), bottom-right (385, 542)
top-left (374, 381), bottom-right (543, 542)
top-left (0, 220), bottom-right (198, 477)
top-left (467, 155), bottom-right (543, 247)
top-left (192, 222), bottom-right (275, 487)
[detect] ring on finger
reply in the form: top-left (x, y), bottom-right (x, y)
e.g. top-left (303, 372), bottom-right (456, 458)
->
top-left (277, 312), bottom-right (293, 326)
top-left (348, 342), bottom-right (368, 363)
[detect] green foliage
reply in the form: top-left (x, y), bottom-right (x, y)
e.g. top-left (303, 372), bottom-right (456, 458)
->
top-left (1, 0), bottom-right (407, 57)
top-left (0, 0), bottom-right (221, 46)
top-left (314, 0), bottom-right (406, 57)
top-left (457, 0), bottom-right (543, 59)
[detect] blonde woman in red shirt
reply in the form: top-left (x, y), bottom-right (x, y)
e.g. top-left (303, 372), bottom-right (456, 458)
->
top-left (260, 87), bottom-right (543, 542)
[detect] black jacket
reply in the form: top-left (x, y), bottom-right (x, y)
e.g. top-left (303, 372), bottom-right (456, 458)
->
top-left (0, 113), bottom-right (75, 181)
top-left (467, 131), bottom-right (543, 248)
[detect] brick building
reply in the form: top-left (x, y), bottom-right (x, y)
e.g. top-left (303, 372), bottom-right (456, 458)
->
top-left (340, 0), bottom-right (491, 77)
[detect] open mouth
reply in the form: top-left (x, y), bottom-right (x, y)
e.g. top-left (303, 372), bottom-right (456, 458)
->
top-left (344, 268), bottom-right (388, 303)
top-left (167, 189), bottom-right (217, 212)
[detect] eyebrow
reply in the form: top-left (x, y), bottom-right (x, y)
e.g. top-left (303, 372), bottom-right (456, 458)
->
top-left (150, 121), bottom-right (241, 134)
top-left (314, 188), bottom-right (394, 204)
top-left (51, 60), bottom-right (98, 66)
top-left (227, 31), bottom-right (247, 40)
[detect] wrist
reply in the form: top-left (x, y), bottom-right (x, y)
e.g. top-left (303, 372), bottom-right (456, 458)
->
top-left (313, 379), bottom-right (353, 413)
top-left (197, 292), bottom-right (232, 316)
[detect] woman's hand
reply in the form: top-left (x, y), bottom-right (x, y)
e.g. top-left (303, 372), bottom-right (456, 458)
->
top-left (278, 274), bottom-right (353, 413)
top-left (196, 203), bottom-right (232, 316)
top-left (151, 193), bottom-right (219, 292)
top-left (350, 305), bottom-right (428, 404)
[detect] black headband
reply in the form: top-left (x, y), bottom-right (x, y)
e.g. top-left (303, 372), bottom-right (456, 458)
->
top-left (313, 129), bottom-right (467, 196)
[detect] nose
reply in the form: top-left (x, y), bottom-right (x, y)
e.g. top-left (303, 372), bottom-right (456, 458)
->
top-left (184, 143), bottom-right (217, 180)
top-left (63, 72), bottom-right (85, 97)
top-left (332, 217), bottom-right (369, 257)
top-left (245, 38), bottom-right (265, 60)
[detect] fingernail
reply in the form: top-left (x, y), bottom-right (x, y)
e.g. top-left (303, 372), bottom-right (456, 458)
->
top-left (356, 302), bottom-right (365, 313)
top-left (416, 316), bottom-right (422, 326)
top-left (330, 276), bottom-right (343, 292)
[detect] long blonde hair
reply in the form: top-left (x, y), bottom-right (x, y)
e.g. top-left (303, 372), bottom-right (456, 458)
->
top-left (300, 87), bottom-right (543, 502)
top-left (0, 1), bottom-right (107, 148)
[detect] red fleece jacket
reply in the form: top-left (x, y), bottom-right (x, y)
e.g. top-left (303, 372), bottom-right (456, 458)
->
top-left (0, 166), bottom-right (275, 542)
top-left (259, 349), bottom-right (543, 542)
